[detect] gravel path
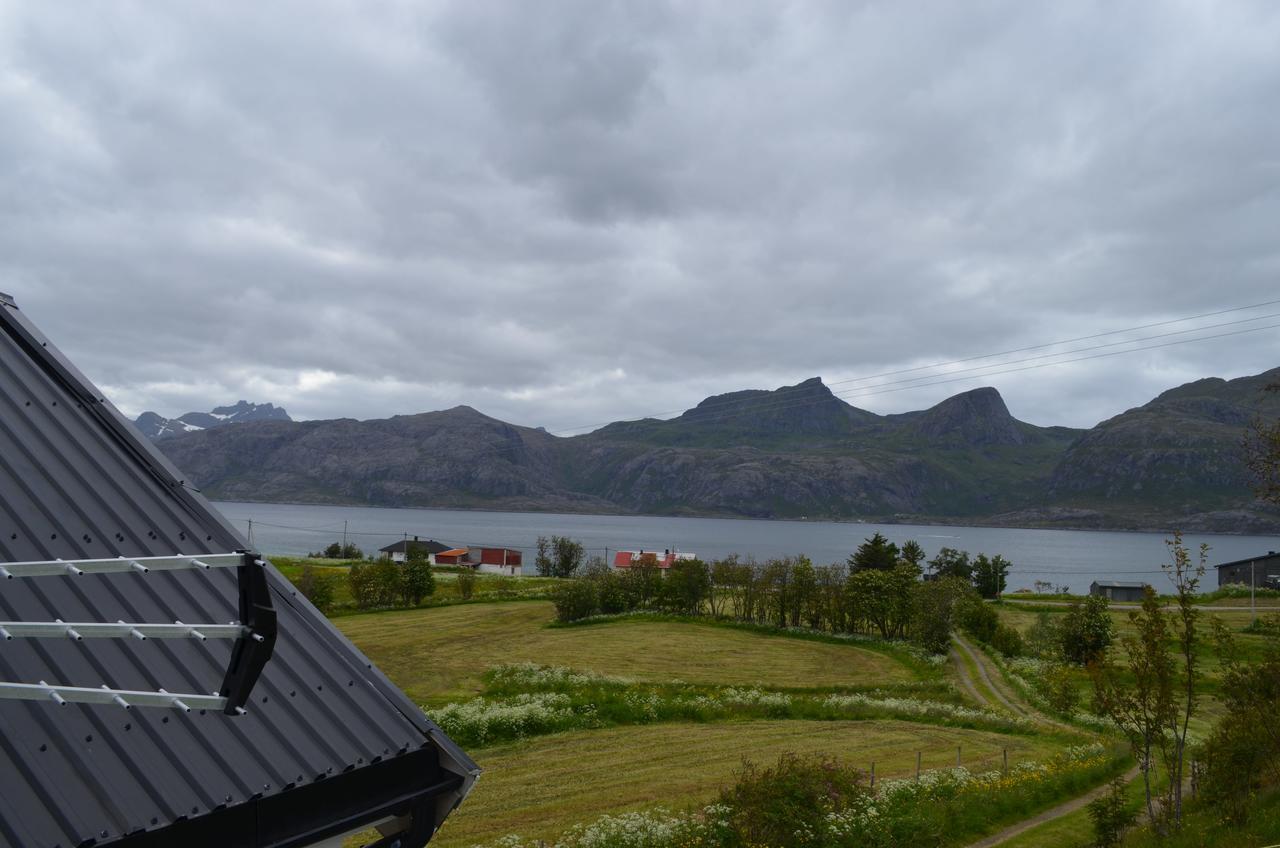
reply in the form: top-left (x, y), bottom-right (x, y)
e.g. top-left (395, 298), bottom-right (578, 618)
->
top-left (964, 765), bottom-right (1141, 848)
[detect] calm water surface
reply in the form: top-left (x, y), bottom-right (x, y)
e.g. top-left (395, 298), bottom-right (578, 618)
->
top-left (213, 501), bottom-right (1280, 595)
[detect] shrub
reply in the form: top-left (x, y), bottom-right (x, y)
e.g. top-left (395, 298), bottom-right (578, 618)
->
top-left (297, 565), bottom-right (338, 614)
top-left (990, 623), bottom-right (1025, 658)
top-left (1087, 777), bottom-right (1136, 847)
top-left (718, 752), bottom-right (866, 848)
top-left (551, 579), bottom-right (599, 623)
top-left (957, 594), bottom-right (999, 643)
top-left (1044, 662), bottom-right (1081, 714)
top-left (456, 568), bottom-right (476, 600)
top-left (594, 570), bottom-right (630, 614)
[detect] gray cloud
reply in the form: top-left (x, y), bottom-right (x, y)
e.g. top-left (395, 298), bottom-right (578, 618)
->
top-left (2, 1), bottom-right (1278, 433)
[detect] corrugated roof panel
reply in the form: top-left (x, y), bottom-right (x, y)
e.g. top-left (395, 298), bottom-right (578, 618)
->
top-left (0, 296), bottom-right (476, 848)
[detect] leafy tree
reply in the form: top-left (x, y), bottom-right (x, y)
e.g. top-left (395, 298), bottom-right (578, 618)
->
top-left (1244, 381), bottom-right (1280, 506)
top-left (536, 535), bottom-right (587, 578)
top-left (1059, 594), bottom-right (1113, 665)
top-left (790, 557), bottom-right (818, 628)
top-left (899, 539), bottom-right (926, 570)
top-left (594, 569), bottom-right (629, 614)
top-left (1093, 586), bottom-right (1174, 828)
top-left (912, 576), bottom-right (968, 654)
top-left (663, 558), bottom-right (711, 614)
top-left (313, 541), bottom-right (363, 560)
top-left (1202, 614), bottom-right (1280, 823)
top-left (956, 591), bottom-right (999, 642)
top-left (1160, 532), bottom-right (1207, 827)
top-left (848, 532), bottom-right (899, 572)
top-left (401, 548), bottom-right (435, 606)
top-left (972, 553), bottom-right (1010, 599)
top-left (928, 547), bottom-right (973, 581)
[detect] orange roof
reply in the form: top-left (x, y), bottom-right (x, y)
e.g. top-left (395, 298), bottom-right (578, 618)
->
top-left (438, 548), bottom-right (468, 557)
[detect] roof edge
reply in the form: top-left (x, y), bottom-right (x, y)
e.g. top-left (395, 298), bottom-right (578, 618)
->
top-left (0, 291), bottom-right (15, 307)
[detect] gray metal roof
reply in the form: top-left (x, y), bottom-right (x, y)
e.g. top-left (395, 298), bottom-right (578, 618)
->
top-left (1213, 551), bottom-right (1280, 569)
top-left (1090, 580), bottom-right (1149, 589)
top-left (0, 295), bottom-right (476, 847)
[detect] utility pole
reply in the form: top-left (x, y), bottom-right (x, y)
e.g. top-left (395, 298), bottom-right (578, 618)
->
top-left (343, 520), bottom-right (348, 552)
top-left (247, 519), bottom-right (253, 546)
top-left (1251, 559), bottom-right (1256, 621)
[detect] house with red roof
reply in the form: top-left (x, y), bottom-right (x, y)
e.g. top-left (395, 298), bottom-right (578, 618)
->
top-left (612, 549), bottom-right (697, 571)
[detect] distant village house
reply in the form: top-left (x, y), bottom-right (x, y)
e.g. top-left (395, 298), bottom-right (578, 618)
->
top-left (378, 536), bottom-right (451, 564)
top-left (476, 547), bottom-right (522, 577)
top-left (1214, 551), bottom-right (1280, 589)
top-left (612, 549), bottom-right (697, 572)
top-left (1089, 580), bottom-right (1150, 603)
top-left (434, 548), bottom-right (470, 565)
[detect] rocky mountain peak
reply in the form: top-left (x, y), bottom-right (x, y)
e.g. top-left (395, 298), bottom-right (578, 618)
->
top-left (134, 401), bottom-right (291, 440)
top-left (909, 386), bottom-right (1026, 446)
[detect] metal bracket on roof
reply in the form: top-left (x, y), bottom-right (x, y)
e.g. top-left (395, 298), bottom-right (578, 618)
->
top-left (0, 551), bottom-right (278, 716)
top-left (217, 553), bottom-right (278, 714)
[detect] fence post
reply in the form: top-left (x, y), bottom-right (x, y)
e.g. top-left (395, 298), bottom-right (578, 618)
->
top-left (1003, 747), bottom-right (1008, 775)
top-left (870, 761), bottom-right (875, 790)
top-left (916, 751), bottom-right (921, 781)
top-left (957, 745), bottom-right (961, 767)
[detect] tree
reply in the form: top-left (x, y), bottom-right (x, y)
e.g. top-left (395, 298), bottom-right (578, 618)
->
top-left (663, 558), bottom-right (711, 615)
top-left (536, 535), bottom-right (586, 578)
top-left (401, 547), bottom-right (435, 606)
top-left (899, 539), bottom-right (926, 570)
top-left (928, 547), bottom-right (972, 581)
top-left (972, 554), bottom-right (1010, 599)
top-left (913, 577), bottom-right (968, 654)
top-left (848, 532), bottom-right (899, 572)
top-left (312, 541), bottom-right (363, 560)
top-left (1059, 594), bottom-right (1113, 665)
top-left (1202, 614), bottom-right (1280, 823)
top-left (1161, 531), bottom-right (1207, 827)
top-left (1244, 381), bottom-right (1280, 506)
top-left (1093, 587), bottom-right (1175, 828)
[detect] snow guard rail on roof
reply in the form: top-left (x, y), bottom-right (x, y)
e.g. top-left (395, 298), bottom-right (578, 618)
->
top-left (0, 552), bottom-right (277, 714)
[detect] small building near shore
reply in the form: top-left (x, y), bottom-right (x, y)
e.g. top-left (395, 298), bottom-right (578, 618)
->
top-left (1089, 580), bottom-right (1150, 603)
top-left (1214, 551), bottom-right (1280, 589)
top-left (476, 547), bottom-right (522, 576)
top-left (379, 536), bottom-right (451, 564)
top-left (612, 549), bottom-right (697, 571)
top-left (435, 547), bottom-right (471, 565)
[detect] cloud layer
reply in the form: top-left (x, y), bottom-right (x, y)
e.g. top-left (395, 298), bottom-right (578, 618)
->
top-left (3, 1), bottom-right (1279, 431)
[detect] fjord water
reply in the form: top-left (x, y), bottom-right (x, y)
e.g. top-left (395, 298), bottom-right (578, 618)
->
top-left (214, 501), bottom-right (1279, 595)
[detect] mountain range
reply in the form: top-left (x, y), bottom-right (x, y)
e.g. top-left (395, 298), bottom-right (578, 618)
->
top-left (150, 370), bottom-right (1280, 533)
top-left (135, 400), bottom-right (292, 439)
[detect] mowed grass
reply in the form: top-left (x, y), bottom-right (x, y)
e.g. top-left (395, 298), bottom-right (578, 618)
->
top-left (431, 720), bottom-right (1061, 848)
top-left (338, 602), bottom-right (916, 706)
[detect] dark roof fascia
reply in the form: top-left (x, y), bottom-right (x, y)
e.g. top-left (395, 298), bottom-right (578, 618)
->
top-left (1213, 552), bottom-right (1280, 570)
top-left (0, 297), bottom-right (246, 552)
top-left (111, 746), bottom-right (460, 848)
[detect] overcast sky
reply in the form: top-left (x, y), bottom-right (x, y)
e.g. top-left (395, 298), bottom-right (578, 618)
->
top-left (3, 1), bottom-right (1279, 433)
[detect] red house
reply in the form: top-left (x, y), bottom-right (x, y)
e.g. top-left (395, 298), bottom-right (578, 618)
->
top-left (612, 549), bottom-right (696, 571)
top-left (478, 547), bottom-right (522, 576)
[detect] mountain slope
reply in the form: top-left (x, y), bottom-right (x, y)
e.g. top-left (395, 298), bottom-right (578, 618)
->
top-left (151, 371), bottom-right (1280, 531)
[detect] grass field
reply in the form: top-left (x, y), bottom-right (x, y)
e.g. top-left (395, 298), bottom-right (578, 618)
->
top-left (430, 720), bottom-right (1061, 847)
top-left (339, 602), bottom-right (917, 705)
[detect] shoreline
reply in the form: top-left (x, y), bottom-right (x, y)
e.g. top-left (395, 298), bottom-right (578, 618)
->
top-left (209, 497), bottom-right (1280, 540)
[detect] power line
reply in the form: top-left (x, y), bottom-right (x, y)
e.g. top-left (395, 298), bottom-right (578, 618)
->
top-left (550, 299), bottom-right (1280, 434)
top-left (551, 318), bottom-right (1280, 435)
